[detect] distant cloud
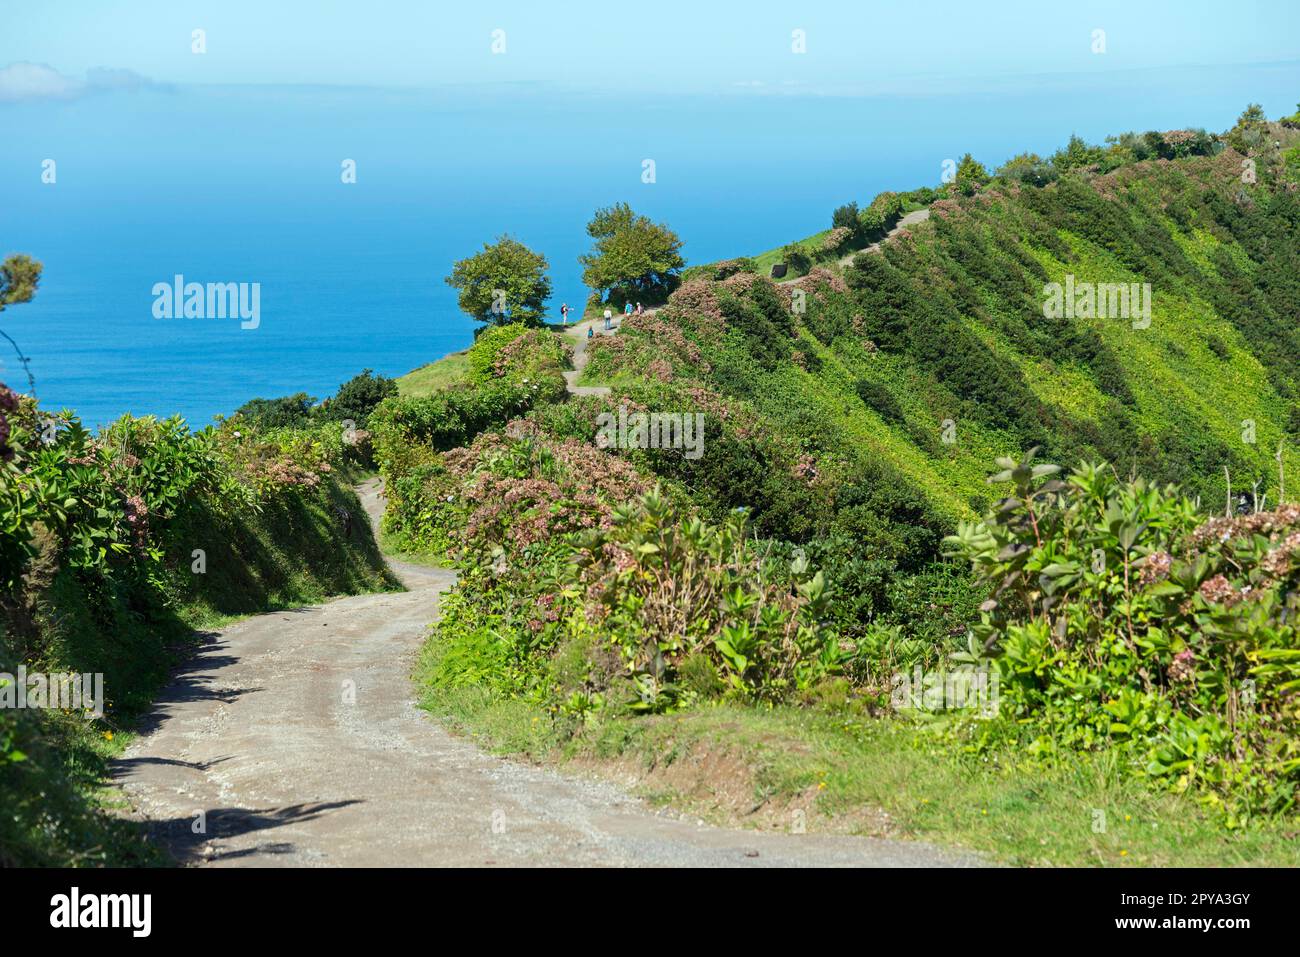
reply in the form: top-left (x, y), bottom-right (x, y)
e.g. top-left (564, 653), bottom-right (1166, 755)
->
top-left (84, 66), bottom-right (156, 94)
top-left (0, 62), bottom-right (159, 102)
top-left (0, 62), bottom-right (80, 101)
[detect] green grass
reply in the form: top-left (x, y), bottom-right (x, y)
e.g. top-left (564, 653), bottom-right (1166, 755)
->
top-left (417, 663), bottom-right (1300, 867)
top-left (397, 351), bottom-right (470, 396)
top-left (672, 182), bottom-right (1299, 523)
top-left (750, 228), bottom-right (834, 279)
top-left (376, 523), bottom-right (453, 569)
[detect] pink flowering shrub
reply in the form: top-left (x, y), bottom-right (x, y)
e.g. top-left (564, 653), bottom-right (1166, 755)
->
top-left (946, 451), bottom-right (1300, 819)
top-left (414, 426), bottom-right (839, 714)
top-left (820, 226), bottom-right (853, 253)
top-left (581, 311), bottom-right (709, 384)
top-left (2, 383), bottom-right (391, 714)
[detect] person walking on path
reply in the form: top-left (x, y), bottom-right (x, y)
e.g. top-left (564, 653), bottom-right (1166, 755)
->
top-left (588, 325), bottom-right (594, 340)
top-left (635, 302), bottom-right (643, 315)
top-left (561, 302), bottom-right (569, 325)
top-left (624, 301), bottom-right (633, 323)
top-left (604, 307), bottom-right (612, 331)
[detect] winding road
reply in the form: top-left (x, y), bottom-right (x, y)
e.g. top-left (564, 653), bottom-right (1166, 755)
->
top-left (113, 349), bottom-right (980, 868)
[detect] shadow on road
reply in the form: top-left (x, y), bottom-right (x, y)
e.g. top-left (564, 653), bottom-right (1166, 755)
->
top-left (130, 631), bottom-right (263, 737)
top-left (145, 800), bottom-right (364, 864)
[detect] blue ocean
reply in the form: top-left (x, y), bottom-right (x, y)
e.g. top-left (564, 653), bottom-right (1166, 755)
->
top-left (2, 61), bottom-right (1298, 429)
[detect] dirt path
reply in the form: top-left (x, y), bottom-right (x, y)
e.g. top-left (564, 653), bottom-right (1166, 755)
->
top-left (561, 317), bottom-right (615, 397)
top-left (779, 208), bottom-right (931, 285)
top-left (839, 208), bottom-right (931, 266)
top-left (113, 481), bottom-right (980, 867)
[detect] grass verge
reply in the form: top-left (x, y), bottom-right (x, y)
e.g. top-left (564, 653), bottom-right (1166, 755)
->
top-left (416, 634), bottom-right (1300, 867)
top-left (397, 351), bottom-right (470, 396)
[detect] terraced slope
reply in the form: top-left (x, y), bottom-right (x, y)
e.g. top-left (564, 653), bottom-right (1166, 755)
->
top-left (580, 149), bottom-right (1300, 540)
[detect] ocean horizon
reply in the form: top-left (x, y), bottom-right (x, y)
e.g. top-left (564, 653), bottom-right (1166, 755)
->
top-left (3, 59), bottom-right (1299, 429)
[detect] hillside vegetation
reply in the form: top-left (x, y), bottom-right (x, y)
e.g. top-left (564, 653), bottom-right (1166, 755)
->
top-left (6, 104), bottom-right (1300, 867)
top-left (0, 375), bottom-right (398, 865)
top-left (376, 107), bottom-right (1300, 856)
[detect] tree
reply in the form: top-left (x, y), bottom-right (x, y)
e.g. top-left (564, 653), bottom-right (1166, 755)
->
top-left (1226, 103), bottom-right (1269, 154)
top-left (832, 201), bottom-right (862, 240)
top-left (233, 393), bottom-right (316, 429)
top-left (953, 153), bottom-right (990, 196)
top-left (326, 368), bottom-right (397, 427)
top-left (579, 203), bottom-right (685, 306)
top-left (231, 369), bottom-right (397, 430)
top-left (446, 236), bottom-right (551, 327)
top-left (0, 254), bottom-right (42, 394)
top-left (996, 152), bottom-right (1058, 187)
top-left (1050, 135), bottom-right (1106, 173)
top-left (0, 256), bottom-right (40, 310)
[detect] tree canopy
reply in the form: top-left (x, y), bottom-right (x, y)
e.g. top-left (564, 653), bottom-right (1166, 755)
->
top-left (996, 152), bottom-right (1058, 187)
top-left (1226, 102), bottom-right (1269, 154)
top-left (445, 236), bottom-right (551, 327)
top-left (953, 153), bottom-right (991, 196)
top-left (0, 254), bottom-right (42, 393)
top-left (0, 255), bottom-right (41, 310)
top-left (234, 369), bottom-right (398, 429)
top-left (579, 203), bottom-right (685, 306)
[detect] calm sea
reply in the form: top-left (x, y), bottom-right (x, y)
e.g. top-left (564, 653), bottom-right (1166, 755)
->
top-left (2, 61), bottom-right (1297, 429)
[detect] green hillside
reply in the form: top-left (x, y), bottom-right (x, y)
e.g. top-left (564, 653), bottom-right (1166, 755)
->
top-left (621, 149), bottom-right (1300, 529)
top-left (11, 106), bottom-right (1298, 867)
top-left (560, 137), bottom-right (1300, 637)
top-left (371, 108), bottom-right (1300, 849)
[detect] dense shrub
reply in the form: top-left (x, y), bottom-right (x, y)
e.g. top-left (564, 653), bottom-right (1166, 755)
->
top-left (945, 450), bottom-right (1300, 819)
top-left (952, 155), bottom-right (990, 196)
top-left (233, 391), bottom-right (315, 429)
top-left (568, 490), bottom-right (836, 707)
top-left (233, 368), bottom-right (398, 430)
top-left (997, 152), bottom-right (1058, 187)
top-left (371, 326), bottom-right (568, 486)
top-left (321, 368), bottom-right (398, 427)
top-left (854, 378), bottom-right (906, 426)
top-left (414, 424), bottom-right (839, 715)
top-left (0, 383), bottom-right (394, 864)
top-left (467, 322), bottom-right (531, 381)
top-left (780, 243), bottom-right (812, 275)
top-left (858, 190), bottom-right (904, 237)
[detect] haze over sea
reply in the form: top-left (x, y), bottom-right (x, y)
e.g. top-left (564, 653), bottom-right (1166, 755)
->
top-left (3, 61), bottom-right (1299, 428)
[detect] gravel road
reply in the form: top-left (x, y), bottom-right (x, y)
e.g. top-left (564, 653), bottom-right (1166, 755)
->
top-left (113, 479), bottom-right (982, 867)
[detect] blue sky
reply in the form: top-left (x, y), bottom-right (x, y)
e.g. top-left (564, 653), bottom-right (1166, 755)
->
top-left (3, 0), bottom-right (1299, 96)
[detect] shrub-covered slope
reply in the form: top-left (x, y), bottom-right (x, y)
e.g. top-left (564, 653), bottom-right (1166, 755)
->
top-left (376, 113), bottom-right (1300, 829)
top-left (0, 387), bottom-right (397, 865)
top-left (582, 148), bottom-right (1300, 562)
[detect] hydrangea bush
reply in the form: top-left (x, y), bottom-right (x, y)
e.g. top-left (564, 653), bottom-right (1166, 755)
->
top-left (945, 449), bottom-right (1300, 819)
